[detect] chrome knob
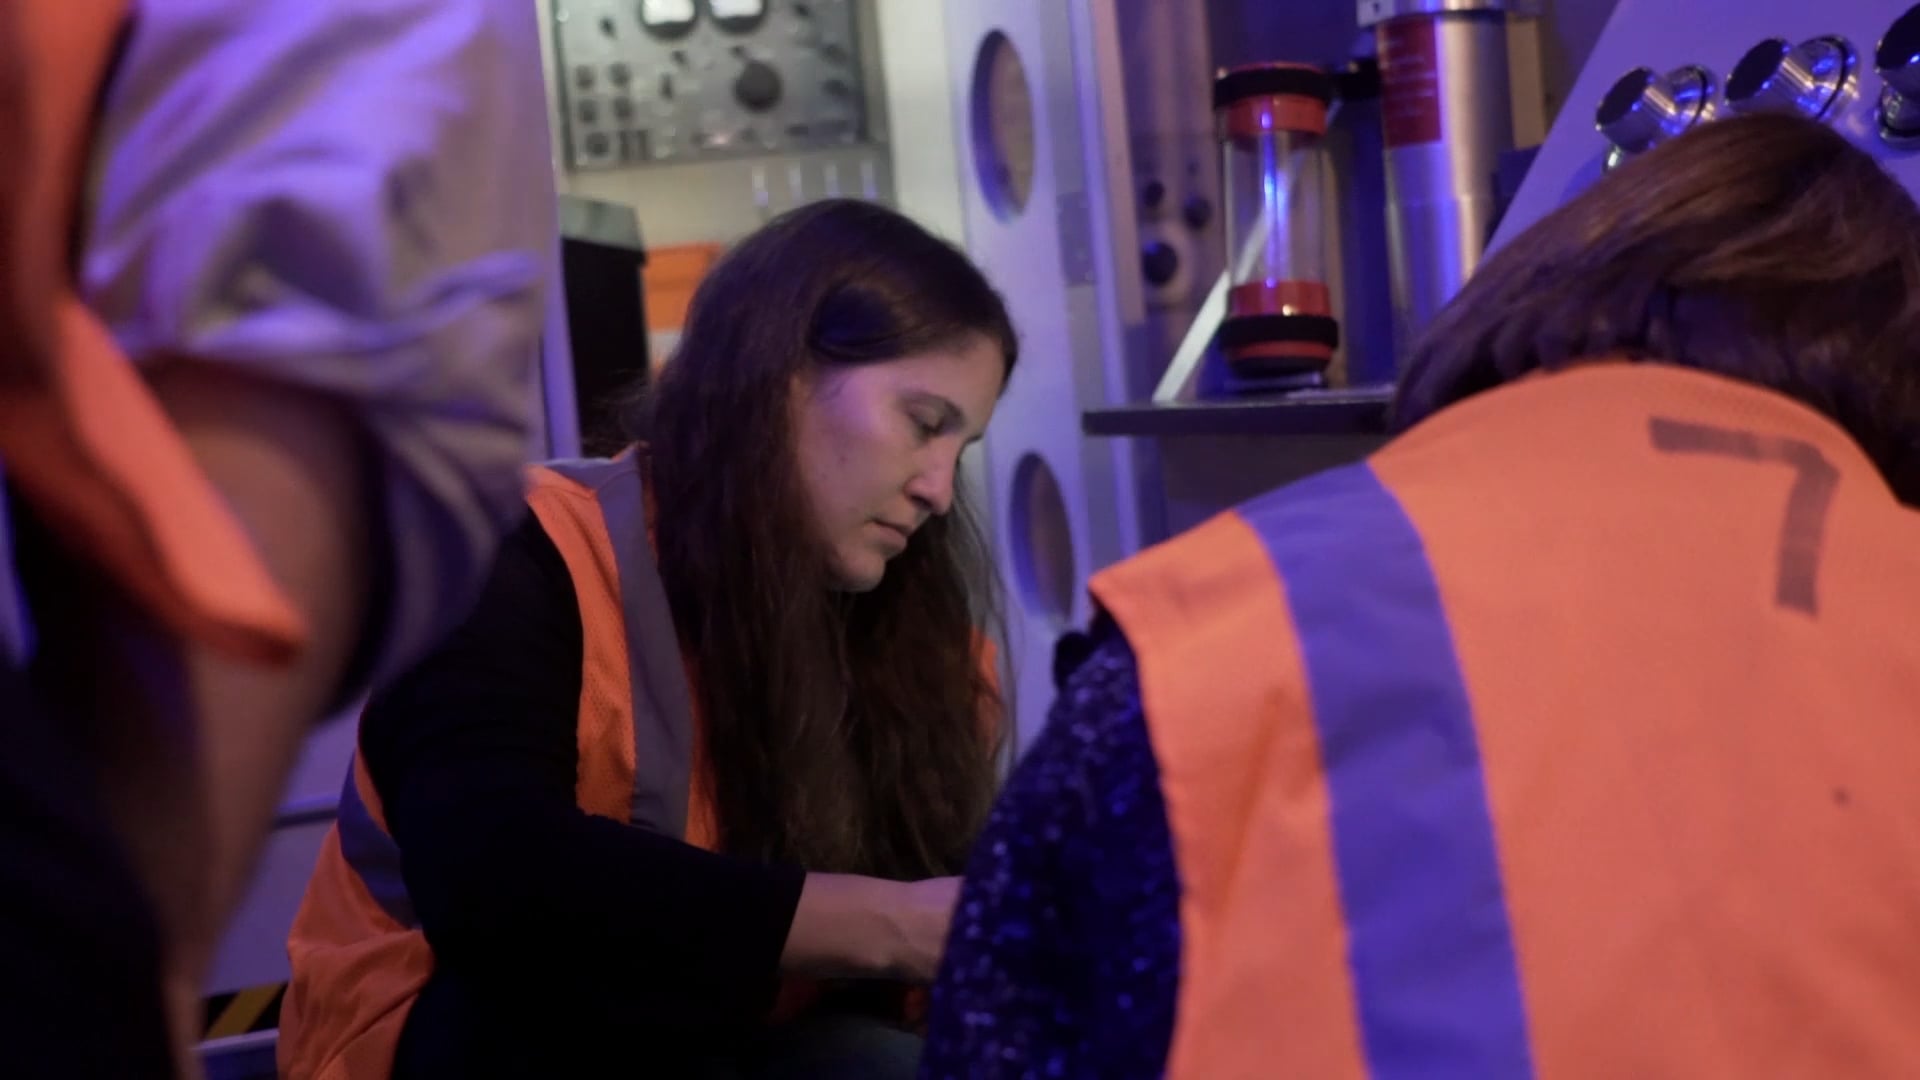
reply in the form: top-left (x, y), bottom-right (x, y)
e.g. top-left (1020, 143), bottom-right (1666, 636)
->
top-left (1876, 4), bottom-right (1920, 143)
top-left (1596, 65), bottom-right (1714, 157)
top-left (1725, 36), bottom-right (1855, 120)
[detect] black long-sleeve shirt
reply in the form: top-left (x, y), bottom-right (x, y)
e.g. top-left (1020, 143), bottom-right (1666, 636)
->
top-left (357, 513), bottom-right (807, 1073)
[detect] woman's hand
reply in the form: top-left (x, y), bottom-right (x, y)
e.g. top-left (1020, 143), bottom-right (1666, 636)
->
top-left (879, 876), bottom-right (962, 983)
top-left (781, 873), bottom-right (963, 983)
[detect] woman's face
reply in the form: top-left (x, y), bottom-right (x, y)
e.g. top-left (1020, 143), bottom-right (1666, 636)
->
top-left (793, 333), bottom-right (1006, 592)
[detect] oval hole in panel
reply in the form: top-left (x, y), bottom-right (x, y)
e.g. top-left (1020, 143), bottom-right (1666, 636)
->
top-left (1008, 452), bottom-right (1076, 626)
top-left (969, 30), bottom-right (1037, 221)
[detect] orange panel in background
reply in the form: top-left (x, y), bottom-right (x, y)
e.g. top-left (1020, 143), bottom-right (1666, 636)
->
top-left (641, 242), bottom-right (724, 370)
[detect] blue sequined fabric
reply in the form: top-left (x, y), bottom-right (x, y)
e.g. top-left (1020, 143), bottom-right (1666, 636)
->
top-left (920, 630), bottom-right (1181, 1079)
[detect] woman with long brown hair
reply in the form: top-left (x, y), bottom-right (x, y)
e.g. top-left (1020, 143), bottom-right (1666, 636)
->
top-left (923, 112), bottom-right (1920, 1078)
top-left (280, 198), bottom-right (1017, 1079)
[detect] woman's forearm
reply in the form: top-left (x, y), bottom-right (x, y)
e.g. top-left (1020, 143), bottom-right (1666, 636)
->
top-left (783, 872), bottom-right (960, 983)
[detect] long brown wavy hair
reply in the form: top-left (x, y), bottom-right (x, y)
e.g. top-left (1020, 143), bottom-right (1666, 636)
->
top-left (638, 199), bottom-right (1016, 880)
top-left (1394, 113), bottom-right (1920, 503)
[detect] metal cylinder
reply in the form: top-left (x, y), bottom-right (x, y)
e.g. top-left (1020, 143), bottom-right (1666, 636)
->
top-left (1359, 0), bottom-right (1519, 366)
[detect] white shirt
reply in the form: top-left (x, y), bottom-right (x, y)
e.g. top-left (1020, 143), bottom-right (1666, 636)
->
top-left (0, 0), bottom-right (558, 683)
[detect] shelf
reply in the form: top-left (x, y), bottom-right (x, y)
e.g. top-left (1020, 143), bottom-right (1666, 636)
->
top-left (1082, 386), bottom-right (1395, 439)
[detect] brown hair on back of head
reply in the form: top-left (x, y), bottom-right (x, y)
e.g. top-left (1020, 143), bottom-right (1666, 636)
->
top-left (1393, 112), bottom-right (1920, 504)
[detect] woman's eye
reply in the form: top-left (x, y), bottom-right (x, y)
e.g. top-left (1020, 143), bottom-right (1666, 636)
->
top-left (911, 414), bottom-right (942, 439)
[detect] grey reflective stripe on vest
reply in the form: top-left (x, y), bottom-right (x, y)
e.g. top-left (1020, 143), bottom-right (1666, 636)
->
top-left (332, 454), bottom-right (698, 931)
top-left (336, 766), bottom-right (418, 927)
top-left (0, 464), bottom-right (33, 666)
top-left (546, 455), bottom-right (697, 840)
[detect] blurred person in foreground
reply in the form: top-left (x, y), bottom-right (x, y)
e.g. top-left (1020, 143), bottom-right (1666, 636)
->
top-left (0, 0), bottom-right (554, 1074)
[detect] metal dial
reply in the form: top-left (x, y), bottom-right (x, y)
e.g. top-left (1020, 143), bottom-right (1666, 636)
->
top-left (1596, 65), bottom-right (1715, 159)
top-left (733, 59), bottom-right (783, 112)
top-left (638, 0), bottom-right (698, 39)
top-left (1725, 36), bottom-right (1856, 121)
top-left (1877, 5), bottom-right (1920, 144)
top-left (708, 0), bottom-right (768, 34)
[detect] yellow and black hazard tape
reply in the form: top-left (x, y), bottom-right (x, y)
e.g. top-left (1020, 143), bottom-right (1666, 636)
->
top-left (201, 982), bottom-right (286, 1042)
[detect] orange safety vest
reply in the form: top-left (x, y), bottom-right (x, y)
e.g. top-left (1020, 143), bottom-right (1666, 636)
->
top-left (0, 0), bottom-right (303, 664)
top-left (1090, 362), bottom-right (1920, 1079)
top-left (280, 455), bottom-right (704, 1079)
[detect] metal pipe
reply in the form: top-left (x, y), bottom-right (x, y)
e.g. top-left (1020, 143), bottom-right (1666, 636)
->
top-left (1361, 0), bottom-right (1522, 366)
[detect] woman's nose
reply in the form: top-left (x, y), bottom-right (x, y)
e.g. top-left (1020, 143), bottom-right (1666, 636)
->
top-left (906, 459), bottom-right (956, 517)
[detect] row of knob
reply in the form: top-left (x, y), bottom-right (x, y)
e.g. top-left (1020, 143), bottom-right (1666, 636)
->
top-left (1597, 3), bottom-right (1920, 159)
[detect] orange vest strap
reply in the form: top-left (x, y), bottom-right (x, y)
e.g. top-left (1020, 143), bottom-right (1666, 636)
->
top-left (330, 458), bottom-right (701, 931)
top-left (0, 309), bottom-right (309, 661)
top-left (3, 0), bottom-right (124, 382)
top-left (0, 0), bottom-right (306, 666)
top-left (1092, 509), bottom-right (1369, 1079)
top-left (285, 459), bottom-right (697, 1080)
top-left (1234, 462), bottom-right (1534, 1078)
top-left (535, 457), bottom-right (698, 839)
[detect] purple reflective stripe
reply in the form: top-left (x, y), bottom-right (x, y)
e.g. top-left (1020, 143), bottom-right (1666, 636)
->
top-left (543, 456), bottom-right (695, 839)
top-left (1239, 462), bottom-right (1534, 1080)
top-left (0, 465), bottom-right (34, 666)
top-left (335, 763), bottom-right (417, 928)
top-left (333, 454), bottom-right (698, 932)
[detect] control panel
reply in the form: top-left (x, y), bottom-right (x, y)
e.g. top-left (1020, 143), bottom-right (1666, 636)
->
top-left (552, 0), bottom-right (872, 171)
top-left (1497, 0), bottom-right (1920, 246)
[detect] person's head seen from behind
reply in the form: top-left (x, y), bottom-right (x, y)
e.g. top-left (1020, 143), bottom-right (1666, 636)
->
top-left (1396, 111), bottom-right (1920, 505)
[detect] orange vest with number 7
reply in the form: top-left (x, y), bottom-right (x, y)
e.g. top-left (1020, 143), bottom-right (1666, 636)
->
top-left (1090, 362), bottom-right (1920, 1079)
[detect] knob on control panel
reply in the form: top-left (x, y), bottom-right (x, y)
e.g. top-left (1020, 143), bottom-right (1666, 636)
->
top-left (1876, 4), bottom-right (1920, 145)
top-left (1596, 65), bottom-right (1714, 158)
top-left (1725, 36), bottom-right (1855, 120)
top-left (734, 59), bottom-right (783, 112)
top-left (1141, 241), bottom-right (1180, 288)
